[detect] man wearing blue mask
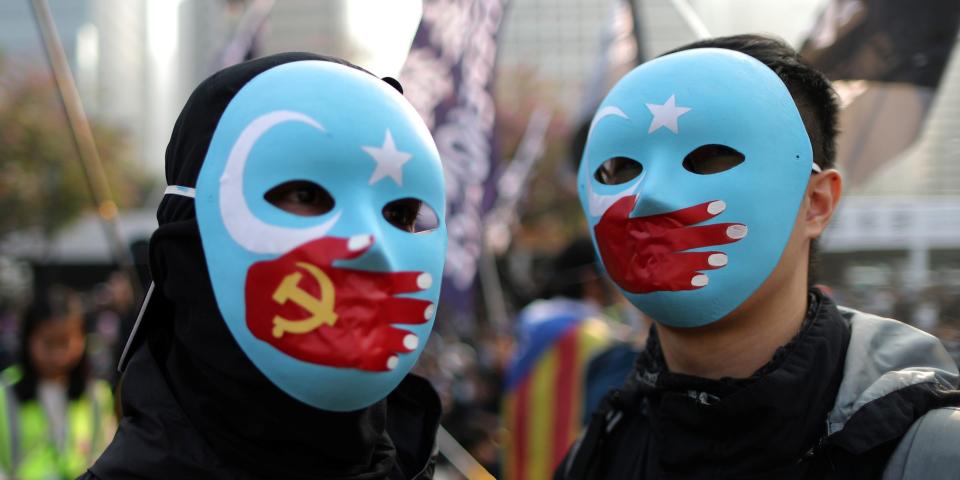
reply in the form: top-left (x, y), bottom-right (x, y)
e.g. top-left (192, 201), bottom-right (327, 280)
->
top-left (82, 53), bottom-right (447, 479)
top-left (556, 35), bottom-right (960, 479)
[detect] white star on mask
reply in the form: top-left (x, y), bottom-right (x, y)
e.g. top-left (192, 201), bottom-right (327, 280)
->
top-left (363, 129), bottom-right (413, 186)
top-left (646, 95), bottom-right (692, 134)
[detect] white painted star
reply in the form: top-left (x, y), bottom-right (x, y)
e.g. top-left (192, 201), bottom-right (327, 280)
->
top-left (363, 130), bottom-right (413, 186)
top-left (646, 95), bottom-right (692, 134)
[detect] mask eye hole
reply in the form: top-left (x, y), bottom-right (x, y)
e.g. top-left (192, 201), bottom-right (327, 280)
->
top-left (383, 198), bottom-right (439, 234)
top-left (264, 180), bottom-right (335, 216)
top-left (594, 156), bottom-right (643, 185)
top-left (683, 144), bottom-right (745, 175)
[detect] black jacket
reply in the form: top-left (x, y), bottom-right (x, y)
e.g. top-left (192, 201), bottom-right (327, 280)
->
top-left (556, 291), bottom-right (960, 479)
top-left (81, 340), bottom-right (440, 480)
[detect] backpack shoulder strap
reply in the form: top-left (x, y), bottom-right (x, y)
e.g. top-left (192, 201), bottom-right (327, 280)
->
top-left (883, 407), bottom-right (960, 479)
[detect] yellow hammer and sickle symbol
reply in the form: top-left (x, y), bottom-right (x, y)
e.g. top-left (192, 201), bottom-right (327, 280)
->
top-left (270, 262), bottom-right (338, 338)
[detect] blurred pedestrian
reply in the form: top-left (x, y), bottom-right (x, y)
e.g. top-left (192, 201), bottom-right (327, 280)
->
top-left (557, 34), bottom-right (960, 479)
top-left (0, 287), bottom-right (114, 479)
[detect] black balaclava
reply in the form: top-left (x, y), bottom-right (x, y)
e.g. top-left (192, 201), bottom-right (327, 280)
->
top-left (126, 53), bottom-right (399, 479)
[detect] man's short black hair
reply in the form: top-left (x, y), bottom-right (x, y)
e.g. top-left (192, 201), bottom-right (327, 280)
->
top-left (664, 34), bottom-right (840, 171)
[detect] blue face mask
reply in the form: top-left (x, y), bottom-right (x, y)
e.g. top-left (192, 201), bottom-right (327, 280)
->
top-left (191, 61), bottom-right (446, 411)
top-left (579, 48), bottom-right (816, 328)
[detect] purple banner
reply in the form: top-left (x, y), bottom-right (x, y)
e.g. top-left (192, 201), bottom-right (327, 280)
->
top-left (400, 0), bottom-right (505, 311)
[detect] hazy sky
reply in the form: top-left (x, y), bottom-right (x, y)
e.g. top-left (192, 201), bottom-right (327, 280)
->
top-left (346, 0), bottom-right (422, 76)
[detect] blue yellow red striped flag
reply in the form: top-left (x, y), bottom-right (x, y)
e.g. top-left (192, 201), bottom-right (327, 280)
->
top-left (502, 299), bottom-right (610, 480)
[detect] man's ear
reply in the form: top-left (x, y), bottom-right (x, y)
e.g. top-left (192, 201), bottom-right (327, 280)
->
top-left (805, 168), bottom-right (842, 240)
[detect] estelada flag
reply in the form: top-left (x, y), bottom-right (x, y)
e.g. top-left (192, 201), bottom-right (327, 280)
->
top-left (799, 0), bottom-right (960, 188)
top-left (502, 299), bottom-right (610, 480)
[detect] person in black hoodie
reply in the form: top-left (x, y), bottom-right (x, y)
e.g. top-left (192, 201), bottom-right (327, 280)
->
top-left (557, 35), bottom-right (960, 479)
top-left (82, 52), bottom-right (446, 479)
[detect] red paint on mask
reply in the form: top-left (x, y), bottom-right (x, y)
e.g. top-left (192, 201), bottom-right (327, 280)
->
top-left (245, 236), bottom-right (432, 372)
top-left (594, 196), bottom-right (744, 293)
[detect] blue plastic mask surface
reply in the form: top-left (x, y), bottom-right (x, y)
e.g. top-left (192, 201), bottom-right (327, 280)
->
top-left (579, 48), bottom-right (813, 327)
top-left (194, 61), bottom-right (446, 411)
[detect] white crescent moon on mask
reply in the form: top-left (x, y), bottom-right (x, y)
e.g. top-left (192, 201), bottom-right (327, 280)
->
top-left (587, 105), bottom-right (629, 141)
top-left (584, 105), bottom-right (639, 218)
top-left (587, 180), bottom-right (640, 218)
top-left (219, 110), bottom-right (342, 254)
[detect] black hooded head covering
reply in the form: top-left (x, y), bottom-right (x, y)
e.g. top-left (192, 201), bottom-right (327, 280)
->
top-left (89, 53), bottom-right (439, 480)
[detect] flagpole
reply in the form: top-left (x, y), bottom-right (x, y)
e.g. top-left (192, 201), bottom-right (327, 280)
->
top-left (215, 0), bottom-right (275, 70)
top-left (578, 0), bottom-right (624, 122)
top-left (28, 0), bottom-right (142, 300)
top-left (626, 0), bottom-right (647, 62)
top-left (436, 426), bottom-right (496, 480)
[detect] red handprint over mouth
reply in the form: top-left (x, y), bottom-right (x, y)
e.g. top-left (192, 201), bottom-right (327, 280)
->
top-left (594, 196), bottom-right (747, 294)
top-left (245, 235), bottom-right (433, 372)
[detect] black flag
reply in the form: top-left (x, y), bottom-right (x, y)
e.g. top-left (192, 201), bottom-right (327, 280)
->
top-left (800, 0), bottom-right (960, 188)
top-left (802, 0), bottom-right (959, 88)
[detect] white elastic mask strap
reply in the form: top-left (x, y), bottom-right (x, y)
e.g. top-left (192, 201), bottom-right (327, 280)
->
top-left (164, 185), bottom-right (196, 198)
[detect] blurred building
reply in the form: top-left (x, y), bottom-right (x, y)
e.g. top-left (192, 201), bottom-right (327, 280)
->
top-left (0, 0), bottom-right (225, 177)
top-left (498, 0), bottom-right (612, 115)
top-left (0, 0), bottom-right (422, 275)
top-left (0, 0), bottom-right (362, 178)
top-left (820, 35), bottom-right (960, 326)
top-left (0, 1), bottom-right (88, 62)
top-left (260, 0), bottom-right (348, 59)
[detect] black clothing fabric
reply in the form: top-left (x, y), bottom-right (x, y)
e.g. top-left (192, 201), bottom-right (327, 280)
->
top-left (87, 53), bottom-right (441, 479)
top-left (83, 341), bottom-right (439, 480)
top-left (556, 291), bottom-right (958, 479)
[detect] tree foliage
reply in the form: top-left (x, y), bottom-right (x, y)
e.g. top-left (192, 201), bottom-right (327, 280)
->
top-left (0, 60), bottom-right (149, 239)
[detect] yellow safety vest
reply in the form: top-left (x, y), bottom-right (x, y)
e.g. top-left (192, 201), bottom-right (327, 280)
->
top-left (0, 368), bottom-right (115, 480)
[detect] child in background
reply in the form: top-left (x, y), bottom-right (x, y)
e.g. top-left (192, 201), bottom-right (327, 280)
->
top-left (0, 287), bottom-right (114, 479)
